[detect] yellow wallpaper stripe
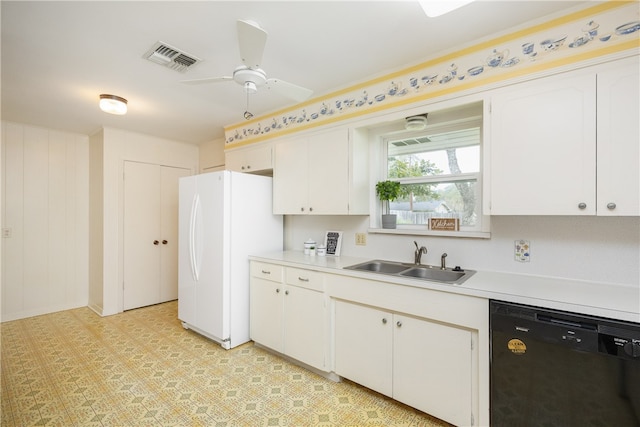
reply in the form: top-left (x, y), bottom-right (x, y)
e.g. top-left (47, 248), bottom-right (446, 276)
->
top-left (224, 1), bottom-right (637, 147)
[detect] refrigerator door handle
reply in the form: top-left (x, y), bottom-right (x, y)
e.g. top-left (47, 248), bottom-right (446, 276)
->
top-left (189, 194), bottom-right (200, 282)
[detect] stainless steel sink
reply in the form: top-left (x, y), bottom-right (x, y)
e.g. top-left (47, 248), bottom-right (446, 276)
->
top-left (347, 261), bottom-right (410, 274)
top-left (400, 267), bottom-right (466, 282)
top-left (344, 259), bottom-right (475, 285)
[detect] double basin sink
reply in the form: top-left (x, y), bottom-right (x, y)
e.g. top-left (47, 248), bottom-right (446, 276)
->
top-left (344, 259), bottom-right (475, 285)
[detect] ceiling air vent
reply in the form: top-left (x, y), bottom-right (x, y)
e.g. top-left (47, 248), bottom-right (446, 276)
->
top-left (144, 41), bottom-right (202, 73)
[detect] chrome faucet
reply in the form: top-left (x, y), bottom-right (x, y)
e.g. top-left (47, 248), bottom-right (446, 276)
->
top-left (441, 253), bottom-right (448, 270)
top-left (414, 241), bottom-right (427, 265)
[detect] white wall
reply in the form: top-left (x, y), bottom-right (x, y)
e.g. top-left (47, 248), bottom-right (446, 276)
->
top-left (2, 122), bottom-right (89, 321)
top-left (285, 215), bottom-right (640, 287)
top-left (199, 137), bottom-right (225, 172)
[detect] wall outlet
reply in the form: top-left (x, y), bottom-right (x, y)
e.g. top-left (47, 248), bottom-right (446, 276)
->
top-left (355, 232), bottom-right (367, 246)
top-left (515, 240), bottom-right (530, 262)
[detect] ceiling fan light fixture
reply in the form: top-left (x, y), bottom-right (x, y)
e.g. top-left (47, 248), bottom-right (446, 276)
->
top-left (405, 114), bottom-right (428, 131)
top-left (244, 81), bottom-right (258, 94)
top-left (99, 94), bottom-right (128, 115)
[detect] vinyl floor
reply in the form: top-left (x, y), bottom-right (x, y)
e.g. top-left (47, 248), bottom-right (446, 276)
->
top-left (1, 301), bottom-right (451, 426)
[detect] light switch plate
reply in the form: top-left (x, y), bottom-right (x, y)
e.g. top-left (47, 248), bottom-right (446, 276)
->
top-left (515, 240), bottom-right (530, 262)
top-left (355, 233), bottom-right (367, 246)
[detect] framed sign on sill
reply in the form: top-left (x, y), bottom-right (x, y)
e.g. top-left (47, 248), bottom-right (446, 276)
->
top-left (430, 218), bottom-right (460, 231)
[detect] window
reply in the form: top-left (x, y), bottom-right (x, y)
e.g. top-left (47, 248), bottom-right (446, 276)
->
top-left (377, 104), bottom-right (488, 235)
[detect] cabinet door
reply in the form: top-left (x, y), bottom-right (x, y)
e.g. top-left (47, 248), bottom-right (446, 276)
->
top-left (334, 300), bottom-right (393, 396)
top-left (226, 144), bottom-right (273, 174)
top-left (250, 278), bottom-right (284, 352)
top-left (307, 129), bottom-right (350, 214)
top-left (283, 285), bottom-right (325, 370)
top-left (244, 144), bottom-right (273, 173)
top-left (490, 72), bottom-right (596, 215)
top-left (597, 57), bottom-right (640, 216)
top-left (393, 315), bottom-right (474, 427)
top-left (273, 138), bottom-right (309, 214)
top-left (224, 149), bottom-right (245, 173)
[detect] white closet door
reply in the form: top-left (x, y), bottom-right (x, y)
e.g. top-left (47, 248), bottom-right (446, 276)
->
top-left (123, 161), bottom-right (189, 310)
top-left (159, 166), bottom-right (190, 302)
top-left (124, 161), bottom-right (161, 310)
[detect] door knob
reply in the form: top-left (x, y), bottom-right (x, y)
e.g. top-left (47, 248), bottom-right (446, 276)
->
top-left (153, 240), bottom-right (159, 245)
top-left (162, 240), bottom-right (168, 244)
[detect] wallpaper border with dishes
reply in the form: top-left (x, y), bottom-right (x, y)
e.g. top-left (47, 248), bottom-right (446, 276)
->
top-left (224, 2), bottom-right (639, 147)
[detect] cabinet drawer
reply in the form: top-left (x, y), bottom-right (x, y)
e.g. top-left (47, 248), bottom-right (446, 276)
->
top-left (285, 267), bottom-right (324, 291)
top-left (251, 262), bottom-right (283, 283)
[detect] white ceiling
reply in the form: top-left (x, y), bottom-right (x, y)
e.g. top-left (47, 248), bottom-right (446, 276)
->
top-left (1, 1), bottom-right (591, 144)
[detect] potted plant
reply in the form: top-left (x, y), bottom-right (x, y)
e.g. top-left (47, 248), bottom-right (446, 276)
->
top-left (375, 180), bottom-right (401, 229)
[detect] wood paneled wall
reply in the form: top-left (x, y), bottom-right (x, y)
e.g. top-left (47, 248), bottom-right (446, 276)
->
top-left (2, 122), bottom-right (89, 321)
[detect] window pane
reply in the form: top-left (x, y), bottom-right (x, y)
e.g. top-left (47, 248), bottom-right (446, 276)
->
top-left (387, 128), bottom-right (480, 177)
top-left (390, 180), bottom-right (478, 227)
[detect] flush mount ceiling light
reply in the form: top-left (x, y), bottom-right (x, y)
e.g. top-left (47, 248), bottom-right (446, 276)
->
top-left (99, 94), bottom-right (128, 115)
top-left (419, 0), bottom-right (475, 17)
top-left (405, 114), bottom-right (428, 131)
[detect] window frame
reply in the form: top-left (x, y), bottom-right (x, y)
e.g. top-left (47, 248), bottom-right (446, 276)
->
top-left (370, 110), bottom-right (490, 238)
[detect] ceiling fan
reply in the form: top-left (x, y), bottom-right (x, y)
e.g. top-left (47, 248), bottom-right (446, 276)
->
top-left (182, 19), bottom-right (313, 110)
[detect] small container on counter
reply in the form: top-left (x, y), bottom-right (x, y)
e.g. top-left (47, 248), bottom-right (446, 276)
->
top-left (317, 244), bottom-right (326, 256)
top-left (304, 238), bottom-right (316, 255)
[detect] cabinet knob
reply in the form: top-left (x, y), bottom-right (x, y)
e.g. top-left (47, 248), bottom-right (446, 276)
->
top-left (247, 165), bottom-right (251, 170)
top-left (276, 288), bottom-right (280, 293)
top-left (300, 207), bottom-right (305, 212)
top-left (309, 207), bottom-right (313, 212)
top-left (396, 321), bottom-right (403, 327)
top-left (285, 290), bottom-right (289, 295)
top-left (241, 166), bottom-right (245, 170)
top-left (578, 202), bottom-right (587, 210)
top-left (162, 240), bottom-right (168, 245)
top-left (607, 202), bottom-right (616, 210)
top-left (298, 277), bottom-right (309, 282)
top-left (153, 240), bottom-right (160, 245)
top-left (381, 318), bottom-right (387, 324)
top-left (261, 270), bottom-right (271, 275)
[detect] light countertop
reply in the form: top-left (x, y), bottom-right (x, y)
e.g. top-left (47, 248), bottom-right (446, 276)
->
top-left (250, 251), bottom-right (640, 323)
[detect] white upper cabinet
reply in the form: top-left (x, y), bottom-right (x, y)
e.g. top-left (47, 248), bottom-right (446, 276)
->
top-left (273, 127), bottom-right (368, 215)
top-left (596, 56), bottom-right (639, 216)
top-left (225, 142), bottom-right (273, 174)
top-left (488, 56), bottom-right (639, 216)
top-left (489, 71), bottom-right (596, 215)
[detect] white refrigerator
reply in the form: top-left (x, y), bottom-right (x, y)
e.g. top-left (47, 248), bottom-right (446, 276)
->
top-left (178, 170), bottom-right (283, 349)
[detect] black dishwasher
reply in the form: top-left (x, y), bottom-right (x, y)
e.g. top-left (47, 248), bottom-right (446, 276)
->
top-left (490, 300), bottom-right (640, 427)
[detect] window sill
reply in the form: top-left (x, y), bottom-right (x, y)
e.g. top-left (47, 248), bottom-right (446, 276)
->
top-left (368, 227), bottom-right (491, 239)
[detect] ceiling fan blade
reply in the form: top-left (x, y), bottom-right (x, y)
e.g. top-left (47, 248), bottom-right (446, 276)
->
top-left (237, 19), bottom-right (267, 69)
top-left (265, 78), bottom-right (313, 102)
top-left (181, 76), bottom-right (234, 85)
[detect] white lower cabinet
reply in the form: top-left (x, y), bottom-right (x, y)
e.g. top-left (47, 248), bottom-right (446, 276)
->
top-left (334, 300), bottom-right (474, 427)
top-left (393, 313), bottom-right (473, 427)
top-left (334, 301), bottom-right (393, 395)
top-left (250, 262), bottom-right (327, 371)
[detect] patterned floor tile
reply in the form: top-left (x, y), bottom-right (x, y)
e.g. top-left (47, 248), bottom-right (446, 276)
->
top-left (2, 301), bottom-right (452, 427)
